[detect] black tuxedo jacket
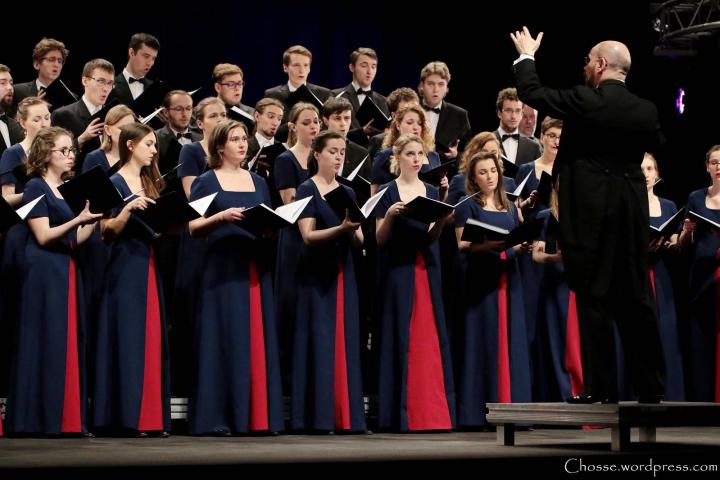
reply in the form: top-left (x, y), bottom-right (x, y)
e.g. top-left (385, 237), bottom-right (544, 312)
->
top-left (51, 99), bottom-right (101, 170)
top-left (0, 116), bottom-right (25, 156)
top-left (343, 139), bottom-right (370, 180)
top-left (13, 81), bottom-right (38, 105)
top-left (514, 58), bottom-right (661, 297)
top-left (109, 72), bottom-right (155, 107)
top-left (494, 130), bottom-right (542, 167)
top-left (433, 100), bottom-right (472, 152)
top-left (330, 84), bottom-right (389, 147)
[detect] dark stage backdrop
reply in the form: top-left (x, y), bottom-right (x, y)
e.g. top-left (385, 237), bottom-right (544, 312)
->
top-left (2, 0), bottom-right (716, 205)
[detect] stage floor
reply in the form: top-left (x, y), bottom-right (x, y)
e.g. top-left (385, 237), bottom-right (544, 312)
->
top-left (1, 427), bottom-right (719, 475)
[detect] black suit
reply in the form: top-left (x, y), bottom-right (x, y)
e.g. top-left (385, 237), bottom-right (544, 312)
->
top-left (514, 58), bottom-right (665, 400)
top-left (51, 99), bottom-right (100, 169)
top-left (432, 101), bottom-right (472, 152)
top-left (330, 84), bottom-right (389, 147)
top-left (343, 139), bottom-right (370, 180)
top-left (494, 130), bottom-right (542, 167)
top-left (0, 115), bottom-right (24, 156)
top-left (109, 72), bottom-right (154, 107)
top-left (264, 82), bottom-right (331, 143)
top-left (156, 125), bottom-right (202, 175)
top-left (13, 81), bottom-right (38, 105)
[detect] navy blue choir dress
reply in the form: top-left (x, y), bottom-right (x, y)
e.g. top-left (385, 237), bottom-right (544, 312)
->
top-left (649, 198), bottom-right (685, 400)
top-left (93, 174), bottom-right (171, 432)
top-left (454, 200), bottom-right (531, 427)
top-left (173, 142), bottom-right (209, 393)
top-left (273, 150), bottom-right (308, 387)
top-left (534, 209), bottom-right (584, 400)
top-left (0, 144), bottom-right (30, 397)
top-left (187, 170), bottom-right (283, 434)
top-left (291, 180), bottom-right (366, 432)
top-left (370, 147), bottom-right (440, 186)
top-left (6, 178), bottom-right (88, 434)
top-left (447, 172), bottom-right (516, 205)
top-left (514, 162), bottom-right (550, 400)
top-left (685, 189), bottom-right (720, 402)
top-left (375, 180), bottom-right (455, 431)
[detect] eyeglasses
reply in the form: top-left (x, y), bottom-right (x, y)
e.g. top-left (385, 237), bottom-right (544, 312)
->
top-left (52, 146), bottom-right (77, 157)
top-left (709, 160), bottom-right (720, 167)
top-left (219, 81), bottom-right (244, 89)
top-left (87, 76), bottom-right (114, 88)
top-left (167, 106), bottom-right (193, 113)
top-left (41, 56), bottom-right (64, 65)
top-left (544, 132), bottom-right (561, 141)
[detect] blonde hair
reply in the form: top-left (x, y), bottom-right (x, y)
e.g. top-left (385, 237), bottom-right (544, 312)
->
top-left (287, 102), bottom-right (319, 147)
top-left (389, 134), bottom-right (424, 176)
top-left (101, 105), bottom-right (136, 152)
top-left (382, 104), bottom-right (434, 153)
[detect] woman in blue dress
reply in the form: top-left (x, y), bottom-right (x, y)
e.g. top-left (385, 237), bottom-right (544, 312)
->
top-left (678, 146), bottom-right (720, 402)
top-left (273, 102), bottom-right (319, 390)
top-left (454, 151), bottom-right (532, 427)
top-left (82, 105), bottom-right (136, 174)
top-left (93, 123), bottom-right (170, 436)
top-left (293, 130), bottom-right (366, 432)
top-left (6, 126), bottom-right (102, 435)
top-left (370, 104), bottom-right (445, 198)
top-left (642, 153), bottom-right (685, 400)
top-left (0, 97), bottom-right (51, 403)
top-left (187, 120), bottom-right (283, 435)
top-left (173, 97), bottom-right (227, 395)
top-left (375, 133), bottom-right (455, 432)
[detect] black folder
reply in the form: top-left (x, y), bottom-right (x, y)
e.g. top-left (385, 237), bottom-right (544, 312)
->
top-left (650, 206), bottom-right (685, 240)
top-left (402, 196), bottom-right (454, 224)
top-left (419, 160), bottom-right (456, 187)
top-left (536, 171), bottom-right (553, 204)
top-left (131, 80), bottom-right (171, 120)
top-left (501, 155), bottom-right (519, 179)
top-left (134, 191), bottom-right (200, 233)
top-left (43, 79), bottom-right (78, 111)
top-left (355, 96), bottom-right (390, 130)
top-left (57, 165), bottom-right (123, 214)
top-left (286, 84), bottom-right (324, 111)
top-left (688, 210), bottom-right (720, 233)
top-left (227, 105), bottom-right (256, 132)
top-left (336, 155), bottom-right (370, 204)
top-left (247, 142), bottom-right (287, 174)
top-left (461, 216), bottom-right (544, 247)
top-left (240, 196), bottom-right (312, 237)
top-left (0, 194), bottom-right (46, 232)
top-left (324, 184), bottom-right (387, 223)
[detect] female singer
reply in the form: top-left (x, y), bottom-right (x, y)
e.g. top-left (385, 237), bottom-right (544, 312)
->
top-left (370, 104), bottom-right (445, 197)
top-left (93, 123), bottom-right (170, 436)
top-left (82, 105), bottom-right (136, 174)
top-left (6, 126), bottom-right (101, 435)
top-left (642, 152), bottom-right (684, 400)
top-left (375, 133), bottom-right (454, 431)
top-left (187, 120), bottom-right (283, 435)
top-left (454, 151), bottom-right (531, 427)
top-left (292, 130), bottom-right (366, 432)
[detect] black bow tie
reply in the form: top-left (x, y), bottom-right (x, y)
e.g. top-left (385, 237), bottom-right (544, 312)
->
top-left (423, 104), bottom-right (441, 114)
top-left (356, 89), bottom-right (372, 97)
top-left (129, 77), bottom-right (146, 85)
top-left (176, 132), bottom-right (193, 140)
top-left (501, 133), bottom-right (520, 141)
top-left (38, 86), bottom-right (47, 94)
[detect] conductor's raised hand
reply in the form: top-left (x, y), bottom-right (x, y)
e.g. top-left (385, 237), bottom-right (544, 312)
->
top-left (510, 26), bottom-right (544, 56)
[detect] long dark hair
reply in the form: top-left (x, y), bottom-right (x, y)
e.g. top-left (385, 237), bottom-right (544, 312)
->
top-left (118, 123), bottom-right (164, 199)
top-left (465, 152), bottom-right (510, 211)
top-left (308, 130), bottom-right (344, 177)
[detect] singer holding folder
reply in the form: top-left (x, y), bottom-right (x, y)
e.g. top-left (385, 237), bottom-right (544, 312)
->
top-left (375, 134), bottom-right (454, 432)
top-left (6, 127), bottom-right (101, 435)
top-left (453, 152), bottom-right (531, 427)
top-left (292, 131), bottom-right (366, 433)
top-left (186, 120), bottom-right (283, 435)
top-left (93, 123), bottom-right (170, 437)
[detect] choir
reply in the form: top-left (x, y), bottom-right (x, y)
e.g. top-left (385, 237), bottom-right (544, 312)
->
top-left (0, 34), bottom-right (714, 439)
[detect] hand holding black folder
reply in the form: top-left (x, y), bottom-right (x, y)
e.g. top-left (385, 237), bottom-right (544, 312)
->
top-left (134, 191), bottom-right (201, 234)
top-left (324, 185), bottom-right (388, 223)
top-left (240, 196), bottom-right (313, 237)
top-left (401, 192), bottom-right (478, 225)
top-left (355, 97), bottom-right (391, 131)
top-left (461, 216), bottom-right (544, 247)
top-left (57, 165), bottom-right (124, 214)
top-left (247, 143), bottom-right (287, 175)
top-left (418, 160), bottom-right (456, 187)
top-left (650, 206), bottom-right (685, 241)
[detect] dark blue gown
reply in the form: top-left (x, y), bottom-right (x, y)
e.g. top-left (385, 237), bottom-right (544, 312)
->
top-left (273, 150), bottom-right (308, 389)
top-left (649, 198), bottom-right (685, 400)
top-left (375, 180), bottom-right (455, 431)
top-left (0, 144), bottom-right (30, 397)
top-left (685, 188), bottom-right (720, 401)
top-left (6, 178), bottom-right (88, 434)
top-left (188, 170), bottom-right (283, 434)
top-left (370, 147), bottom-right (440, 186)
top-left (454, 200), bottom-right (531, 427)
top-left (93, 175), bottom-right (171, 432)
top-left (291, 180), bottom-right (366, 432)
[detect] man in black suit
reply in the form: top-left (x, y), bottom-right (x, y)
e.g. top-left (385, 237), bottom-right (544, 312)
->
top-left (155, 89), bottom-right (201, 177)
top-left (494, 87), bottom-right (542, 168)
top-left (321, 97), bottom-right (370, 180)
top-left (0, 65), bottom-right (24, 156)
top-left (213, 63), bottom-right (255, 129)
top-left (418, 61), bottom-right (471, 170)
top-left (109, 33), bottom-right (160, 107)
top-left (247, 97), bottom-right (284, 160)
top-left (52, 58), bottom-right (114, 170)
top-left (331, 47), bottom-right (389, 148)
top-left (264, 45), bottom-right (331, 143)
top-left (13, 38), bottom-right (76, 113)
top-left (511, 27), bottom-right (666, 404)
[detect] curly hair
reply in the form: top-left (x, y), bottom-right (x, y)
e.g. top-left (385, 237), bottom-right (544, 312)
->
top-left (382, 103), bottom-right (434, 153)
top-left (26, 126), bottom-right (74, 179)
